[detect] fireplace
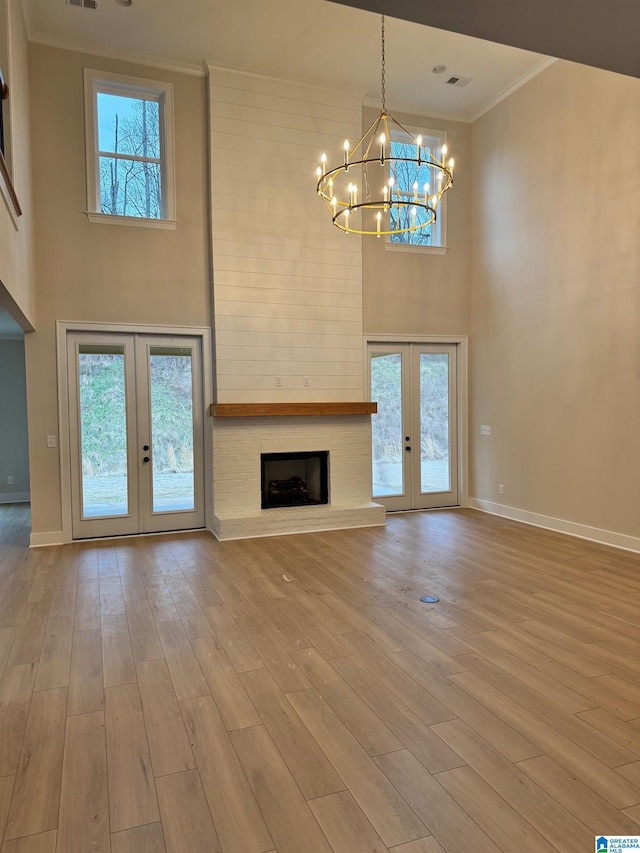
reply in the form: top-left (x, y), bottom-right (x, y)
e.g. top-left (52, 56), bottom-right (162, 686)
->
top-left (261, 451), bottom-right (329, 509)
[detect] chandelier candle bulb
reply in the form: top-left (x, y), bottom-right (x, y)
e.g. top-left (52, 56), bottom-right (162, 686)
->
top-left (416, 134), bottom-right (422, 163)
top-left (424, 183), bottom-right (430, 204)
top-left (344, 209), bottom-right (349, 232)
top-left (413, 181), bottom-right (418, 202)
top-left (320, 152), bottom-right (327, 174)
top-left (379, 133), bottom-right (386, 163)
top-left (449, 157), bottom-right (454, 177)
top-left (344, 139), bottom-right (350, 170)
top-left (376, 210), bottom-right (381, 237)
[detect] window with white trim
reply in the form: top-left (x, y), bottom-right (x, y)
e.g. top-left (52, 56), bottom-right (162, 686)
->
top-left (84, 69), bottom-right (176, 228)
top-left (388, 129), bottom-right (447, 250)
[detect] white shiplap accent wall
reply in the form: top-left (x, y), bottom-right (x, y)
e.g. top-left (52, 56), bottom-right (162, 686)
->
top-left (208, 67), bottom-right (364, 402)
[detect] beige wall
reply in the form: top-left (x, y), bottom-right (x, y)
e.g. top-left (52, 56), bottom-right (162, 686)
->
top-left (363, 106), bottom-right (471, 336)
top-left (26, 44), bottom-right (211, 538)
top-left (0, 338), bottom-right (29, 500)
top-left (470, 59), bottom-right (640, 538)
top-left (0, 0), bottom-right (35, 328)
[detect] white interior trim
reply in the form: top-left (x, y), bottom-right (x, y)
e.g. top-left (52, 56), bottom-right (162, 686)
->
top-left (0, 491), bottom-right (29, 504)
top-left (83, 68), bottom-right (176, 223)
top-left (30, 530), bottom-right (65, 548)
top-left (364, 334), bottom-right (469, 508)
top-left (28, 32), bottom-right (205, 77)
top-left (205, 61), bottom-right (366, 101)
top-left (470, 56), bottom-right (557, 122)
top-left (86, 213), bottom-right (177, 230)
top-left (55, 321), bottom-right (213, 545)
top-left (470, 498), bottom-right (640, 554)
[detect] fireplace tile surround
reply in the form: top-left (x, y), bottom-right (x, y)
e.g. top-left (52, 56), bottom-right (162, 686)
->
top-left (211, 415), bottom-right (385, 540)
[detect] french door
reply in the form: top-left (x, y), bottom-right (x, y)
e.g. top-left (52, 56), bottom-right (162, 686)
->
top-left (369, 343), bottom-right (458, 511)
top-left (67, 332), bottom-right (205, 539)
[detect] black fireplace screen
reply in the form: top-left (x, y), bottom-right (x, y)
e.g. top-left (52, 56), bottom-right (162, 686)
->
top-left (261, 451), bottom-right (329, 509)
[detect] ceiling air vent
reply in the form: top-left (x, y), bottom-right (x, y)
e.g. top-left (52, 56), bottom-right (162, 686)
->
top-left (68, 0), bottom-right (97, 9)
top-left (444, 75), bottom-right (471, 88)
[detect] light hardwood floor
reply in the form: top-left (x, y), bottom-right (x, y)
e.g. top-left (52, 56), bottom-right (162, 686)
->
top-left (1, 502), bottom-right (640, 852)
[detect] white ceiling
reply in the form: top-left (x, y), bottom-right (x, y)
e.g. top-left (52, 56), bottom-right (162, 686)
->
top-left (23, 0), bottom-right (551, 121)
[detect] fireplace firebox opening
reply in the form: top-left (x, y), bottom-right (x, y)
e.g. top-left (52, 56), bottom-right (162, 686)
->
top-left (261, 451), bottom-right (329, 509)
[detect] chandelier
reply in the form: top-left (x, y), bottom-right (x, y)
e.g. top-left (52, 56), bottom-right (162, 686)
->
top-left (316, 15), bottom-right (454, 237)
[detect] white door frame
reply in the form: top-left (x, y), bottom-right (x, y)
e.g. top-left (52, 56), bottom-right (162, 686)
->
top-left (56, 321), bottom-right (213, 543)
top-left (364, 334), bottom-right (469, 509)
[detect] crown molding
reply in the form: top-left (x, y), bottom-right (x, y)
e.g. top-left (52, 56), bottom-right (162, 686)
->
top-left (470, 56), bottom-right (557, 122)
top-left (362, 94), bottom-right (472, 124)
top-left (27, 31), bottom-right (205, 77)
top-left (205, 62), bottom-right (367, 102)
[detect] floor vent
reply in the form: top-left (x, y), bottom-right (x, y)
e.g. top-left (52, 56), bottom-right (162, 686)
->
top-left (68, 0), bottom-right (97, 9)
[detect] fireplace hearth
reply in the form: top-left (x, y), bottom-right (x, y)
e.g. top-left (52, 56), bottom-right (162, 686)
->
top-left (261, 451), bottom-right (329, 509)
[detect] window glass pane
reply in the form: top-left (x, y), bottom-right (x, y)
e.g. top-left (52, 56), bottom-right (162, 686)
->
top-left (149, 348), bottom-right (195, 513)
top-left (390, 139), bottom-right (434, 246)
top-left (419, 353), bottom-right (450, 493)
top-left (97, 93), bottom-right (160, 158)
top-left (371, 353), bottom-right (404, 497)
top-left (78, 348), bottom-right (128, 518)
top-left (99, 156), bottom-right (162, 219)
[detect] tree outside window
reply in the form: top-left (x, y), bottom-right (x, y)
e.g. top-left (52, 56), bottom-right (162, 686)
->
top-left (97, 93), bottom-right (162, 219)
top-left (388, 131), bottom-right (446, 248)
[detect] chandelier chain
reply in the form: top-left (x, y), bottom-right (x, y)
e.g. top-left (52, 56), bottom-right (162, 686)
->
top-left (381, 14), bottom-right (386, 113)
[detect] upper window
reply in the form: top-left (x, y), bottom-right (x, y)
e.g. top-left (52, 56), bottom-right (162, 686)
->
top-left (388, 129), bottom-right (447, 251)
top-left (84, 69), bottom-right (176, 228)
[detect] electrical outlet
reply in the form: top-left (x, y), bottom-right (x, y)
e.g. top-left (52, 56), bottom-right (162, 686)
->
top-left (7, 476), bottom-right (13, 485)
top-left (480, 425), bottom-right (491, 436)
top-left (498, 484), bottom-right (504, 495)
top-left (275, 377), bottom-right (283, 388)
top-left (47, 435), bottom-right (57, 448)
top-left (303, 377), bottom-right (310, 387)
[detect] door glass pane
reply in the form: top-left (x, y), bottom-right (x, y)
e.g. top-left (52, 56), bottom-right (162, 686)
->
top-left (78, 345), bottom-right (128, 518)
top-left (371, 353), bottom-right (404, 497)
top-left (420, 353), bottom-right (450, 493)
top-left (149, 347), bottom-right (195, 512)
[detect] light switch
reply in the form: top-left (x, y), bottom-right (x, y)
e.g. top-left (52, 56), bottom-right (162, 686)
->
top-left (480, 425), bottom-right (491, 436)
top-left (47, 435), bottom-right (57, 448)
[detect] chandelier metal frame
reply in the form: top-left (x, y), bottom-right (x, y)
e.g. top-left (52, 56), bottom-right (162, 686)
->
top-left (316, 15), bottom-right (454, 237)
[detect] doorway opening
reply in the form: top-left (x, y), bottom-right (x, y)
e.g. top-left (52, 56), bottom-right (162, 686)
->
top-left (66, 330), bottom-right (206, 539)
top-left (368, 341), bottom-right (461, 511)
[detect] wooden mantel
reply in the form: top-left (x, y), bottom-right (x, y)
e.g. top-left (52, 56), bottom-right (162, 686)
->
top-left (210, 402), bottom-right (377, 418)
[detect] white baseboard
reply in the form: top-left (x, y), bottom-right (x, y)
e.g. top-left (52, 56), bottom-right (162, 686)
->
top-left (0, 492), bottom-right (30, 504)
top-left (29, 531), bottom-right (66, 548)
top-left (469, 498), bottom-right (640, 554)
